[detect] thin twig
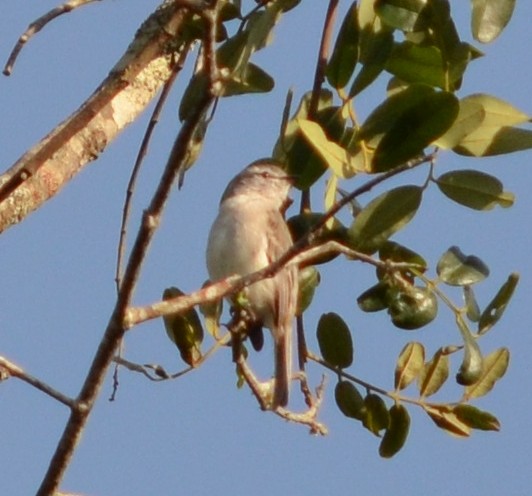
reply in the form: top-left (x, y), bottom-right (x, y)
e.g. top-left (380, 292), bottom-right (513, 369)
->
top-left (115, 46), bottom-right (190, 292)
top-left (3, 0), bottom-right (101, 76)
top-left (300, 0), bottom-right (339, 212)
top-left (0, 356), bottom-right (77, 409)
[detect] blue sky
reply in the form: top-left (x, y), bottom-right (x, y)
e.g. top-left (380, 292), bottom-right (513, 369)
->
top-left (1, 1), bottom-right (532, 495)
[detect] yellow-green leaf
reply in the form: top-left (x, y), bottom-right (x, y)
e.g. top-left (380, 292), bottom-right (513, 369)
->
top-left (296, 266), bottom-right (321, 315)
top-left (418, 348), bottom-right (449, 397)
top-left (424, 404), bottom-right (471, 437)
top-left (395, 342), bottom-right (425, 390)
top-left (163, 287), bottom-right (204, 367)
top-left (464, 347), bottom-right (510, 400)
top-left (471, 0), bottom-right (516, 43)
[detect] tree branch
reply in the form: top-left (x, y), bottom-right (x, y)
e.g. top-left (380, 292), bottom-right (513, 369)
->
top-left (0, 1), bottom-right (191, 233)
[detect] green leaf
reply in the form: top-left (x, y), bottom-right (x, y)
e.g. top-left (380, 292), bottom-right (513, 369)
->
top-left (350, 27), bottom-right (394, 97)
top-left (388, 286), bottom-right (438, 330)
top-left (221, 62), bottom-right (275, 96)
top-left (386, 42), bottom-right (446, 89)
top-left (375, 0), bottom-right (430, 32)
top-left (424, 404), bottom-right (471, 437)
top-left (274, 92), bottom-right (346, 189)
top-left (463, 285), bottom-right (481, 322)
top-left (378, 241), bottom-right (427, 279)
top-left (455, 317), bottom-right (484, 386)
top-left (199, 280), bottom-right (222, 338)
top-left (335, 381), bottom-right (365, 420)
top-left (326, 1), bottom-right (359, 89)
top-left (317, 312), bottom-right (354, 368)
top-left (395, 342), bottom-right (425, 390)
top-left (434, 98), bottom-right (485, 149)
top-left (464, 347), bottom-right (510, 400)
top-left (436, 170), bottom-right (514, 211)
top-left (362, 394), bottom-right (390, 435)
top-left (296, 266), bottom-right (321, 315)
top-left (436, 246), bottom-right (490, 286)
top-left (162, 287), bottom-right (204, 367)
top-left (349, 185), bottom-right (423, 254)
top-left (471, 0), bottom-right (516, 43)
top-left (297, 119), bottom-right (356, 179)
top-left (478, 273), bottom-right (519, 334)
top-left (418, 348), bottom-right (449, 397)
top-left (379, 404), bottom-right (411, 457)
top-left (453, 404), bottom-right (500, 431)
top-left (452, 94), bottom-right (532, 157)
top-left (372, 90), bottom-right (459, 171)
top-left (357, 282), bottom-right (390, 313)
top-left (459, 127), bottom-right (532, 157)
top-left (179, 72), bottom-right (209, 122)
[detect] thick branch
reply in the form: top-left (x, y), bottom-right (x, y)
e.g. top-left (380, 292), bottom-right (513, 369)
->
top-left (0, 1), bottom-right (190, 233)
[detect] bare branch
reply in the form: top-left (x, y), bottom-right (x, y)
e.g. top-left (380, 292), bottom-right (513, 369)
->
top-left (3, 0), bottom-right (102, 76)
top-left (0, 356), bottom-right (77, 409)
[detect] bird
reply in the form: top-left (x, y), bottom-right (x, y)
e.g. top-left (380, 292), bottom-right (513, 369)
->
top-left (206, 159), bottom-right (298, 409)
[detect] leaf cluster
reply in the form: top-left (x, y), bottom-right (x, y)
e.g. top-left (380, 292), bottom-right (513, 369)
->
top-left (159, 0), bottom-right (525, 448)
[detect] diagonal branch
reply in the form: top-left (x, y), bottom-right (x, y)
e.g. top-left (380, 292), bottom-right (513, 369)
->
top-left (0, 1), bottom-right (191, 233)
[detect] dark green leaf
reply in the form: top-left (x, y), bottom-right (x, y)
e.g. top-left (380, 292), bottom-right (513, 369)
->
top-left (378, 241), bottom-right (427, 278)
top-left (456, 317), bottom-right (484, 386)
top-left (362, 394), bottom-right (390, 435)
top-left (349, 185), bottom-right (423, 254)
top-left (379, 404), bottom-right (411, 457)
top-left (221, 62), bottom-right (275, 97)
top-left (372, 91), bottom-right (459, 171)
top-left (386, 41), bottom-right (446, 88)
top-left (478, 273), bottom-right (519, 334)
top-left (317, 312), bottom-right (354, 369)
top-left (357, 282), bottom-right (390, 313)
top-left (471, 0), bottom-right (516, 43)
top-left (335, 381), bottom-right (365, 420)
top-left (350, 29), bottom-right (394, 96)
top-left (388, 286), bottom-right (438, 330)
top-left (359, 84), bottom-right (434, 144)
top-left (453, 404), bottom-right (500, 431)
top-left (163, 287), bottom-right (204, 367)
top-left (436, 246), bottom-right (489, 286)
top-left (436, 170), bottom-right (514, 210)
top-left (179, 72), bottom-right (209, 122)
top-left (326, 1), bottom-right (359, 89)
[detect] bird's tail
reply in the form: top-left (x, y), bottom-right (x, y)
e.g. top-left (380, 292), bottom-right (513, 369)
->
top-left (272, 325), bottom-right (292, 409)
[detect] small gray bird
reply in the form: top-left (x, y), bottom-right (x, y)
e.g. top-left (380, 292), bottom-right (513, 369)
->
top-left (206, 160), bottom-right (298, 408)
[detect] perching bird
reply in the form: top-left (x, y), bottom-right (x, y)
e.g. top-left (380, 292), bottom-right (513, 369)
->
top-left (206, 159), bottom-right (298, 408)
